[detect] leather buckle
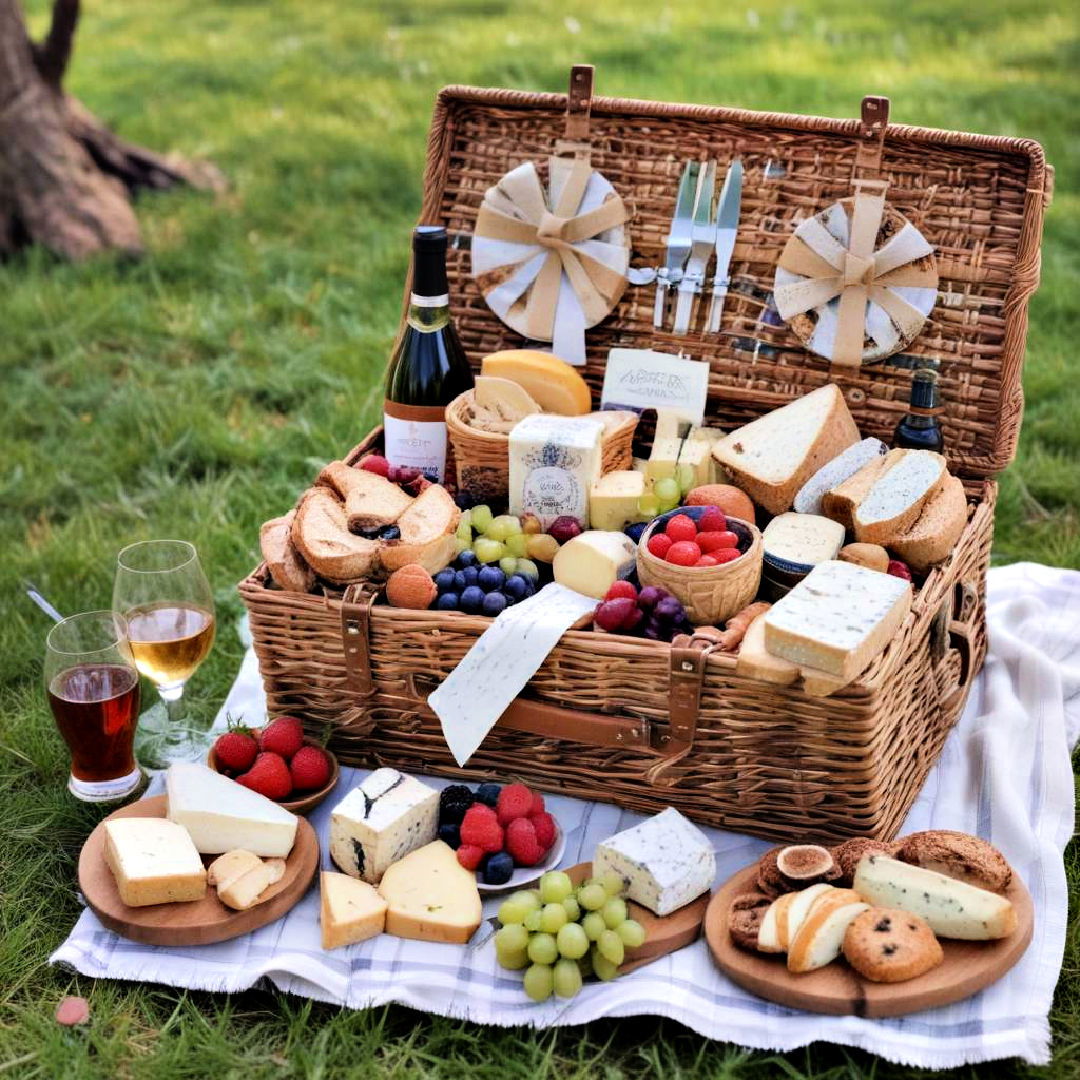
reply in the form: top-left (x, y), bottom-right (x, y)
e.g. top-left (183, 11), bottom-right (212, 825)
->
top-left (340, 583), bottom-right (378, 697)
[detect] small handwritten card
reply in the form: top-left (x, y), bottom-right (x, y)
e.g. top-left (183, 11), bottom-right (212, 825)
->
top-left (600, 349), bottom-right (710, 425)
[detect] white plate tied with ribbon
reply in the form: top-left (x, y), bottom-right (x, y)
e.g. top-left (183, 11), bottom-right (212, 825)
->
top-left (470, 151), bottom-right (630, 366)
top-left (773, 179), bottom-right (938, 366)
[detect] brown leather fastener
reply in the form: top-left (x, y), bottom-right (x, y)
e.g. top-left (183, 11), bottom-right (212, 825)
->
top-left (854, 94), bottom-right (889, 178)
top-left (340, 583), bottom-right (378, 697)
top-left (564, 64), bottom-right (594, 142)
top-left (667, 634), bottom-right (708, 750)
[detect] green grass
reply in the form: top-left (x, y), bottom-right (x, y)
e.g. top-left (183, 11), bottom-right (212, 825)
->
top-left (1, 0), bottom-right (1078, 1075)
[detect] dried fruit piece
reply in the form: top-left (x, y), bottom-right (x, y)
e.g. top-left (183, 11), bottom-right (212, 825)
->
top-left (776, 844), bottom-right (837, 883)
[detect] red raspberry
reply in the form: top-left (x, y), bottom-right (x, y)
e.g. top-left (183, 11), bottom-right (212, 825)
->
top-left (496, 783), bottom-right (534, 827)
top-left (529, 811), bottom-right (557, 852)
top-left (887, 559), bottom-right (913, 581)
top-left (236, 751), bottom-right (293, 800)
top-left (697, 507), bottom-right (727, 533)
top-left (359, 454), bottom-right (391, 477)
top-left (456, 844), bottom-right (485, 870)
top-left (259, 715), bottom-right (305, 759)
top-left (529, 789), bottom-right (545, 815)
top-left (665, 540), bottom-right (702, 566)
top-left (289, 745), bottom-right (331, 790)
top-left (665, 514), bottom-right (698, 544)
top-left (505, 817), bottom-right (544, 867)
top-left (712, 547), bottom-right (741, 564)
top-left (212, 728), bottom-right (258, 772)
top-left (695, 554), bottom-right (719, 567)
top-left (647, 533), bottom-right (673, 559)
top-left (459, 804), bottom-right (504, 853)
top-left (604, 580), bottom-right (638, 602)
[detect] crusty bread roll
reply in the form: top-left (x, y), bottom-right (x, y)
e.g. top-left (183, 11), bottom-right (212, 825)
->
top-left (260, 512), bottom-right (314, 593)
top-left (292, 486), bottom-right (380, 583)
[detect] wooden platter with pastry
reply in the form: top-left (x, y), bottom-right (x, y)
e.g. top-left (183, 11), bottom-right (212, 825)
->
top-left (705, 832), bottom-right (1033, 1018)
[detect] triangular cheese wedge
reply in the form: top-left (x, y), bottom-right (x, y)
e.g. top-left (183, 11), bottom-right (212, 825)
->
top-left (378, 841), bottom-right (482, 944)
top-left (321, 872), bottom-right (387, 949)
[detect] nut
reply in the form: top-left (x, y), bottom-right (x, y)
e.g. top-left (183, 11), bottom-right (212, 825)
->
top-left (775, 844), bottom-right (837, 883)
top-left (385, 563), bottom-right (438, 610)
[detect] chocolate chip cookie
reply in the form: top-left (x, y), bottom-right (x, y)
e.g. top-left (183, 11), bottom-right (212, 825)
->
top-left (843, 907), bottom-right (944, 983)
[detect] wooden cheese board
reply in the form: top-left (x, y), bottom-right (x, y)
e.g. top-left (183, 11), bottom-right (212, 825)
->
top-left (704, 863), bottom-right (1034, 1018)
top-left (566, 862), bottom-right (709, 974)
top-left (78, 796), bottom-right (320, 947)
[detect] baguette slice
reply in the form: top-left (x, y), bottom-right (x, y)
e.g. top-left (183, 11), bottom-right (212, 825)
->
top-left (788, 897), bottom-right (870, 973)
top-left (711, 385), bottom-right (860, 515)
top-left (821, 450), bottom-right (898, 529)
top-left (758, 893), bottom-right (794, 952)
top-left (379, 484), bottom-right (461, 574)
top-left (261, 512), bottom-right (315, 593)
top-left (888, 474), bottom-right (968, 571)
top-left (853, 450), bottom-right (948, 545)
top-left (292, 486), bottom-right (381, 583)
top-left (793, 438), bottom-right (887, 516)
top-left (778, 883), bottom-right (836, 949)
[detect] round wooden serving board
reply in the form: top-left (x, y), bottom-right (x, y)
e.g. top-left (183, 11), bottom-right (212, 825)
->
top-left (78, 795), bottom-right (319, 946)
top-left (566, 862), bottom-right (710, 974)
top-left (705, 864), bottom-right (1034, 1018)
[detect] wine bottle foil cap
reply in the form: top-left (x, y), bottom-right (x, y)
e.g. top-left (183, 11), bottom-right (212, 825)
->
top-left (413, 225), bottom-right (448, 253)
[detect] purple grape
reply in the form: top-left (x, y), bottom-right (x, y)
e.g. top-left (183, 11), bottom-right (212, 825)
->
top-left (504, 574), bottom-right (528, 601)
top-left (642, 620), bottom-right (663, 640)
top-left (434, 569), bottom-right (456, 593)
top-left (477, 565), bottom-right (506, 593)
top-left (482, 591), bottom-right (508, 616)
top-left (459, 585), bottom-right (484, 614)
top-left (456, 550), bottom-right (479, 568)
top-left (637, 586), bottom-right (664, 611)
top-left (435, 592), bottom-right (459, 611)
top-left (654, 596), bottom-right (684, 622)
top-left (623, 521), bottom-right (648, 544)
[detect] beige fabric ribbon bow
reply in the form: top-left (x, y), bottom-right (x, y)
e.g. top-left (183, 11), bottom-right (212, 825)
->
top-left (471, 153), bottom-right (630, 365)
top-left (773, 179), bottom-right (938, 366)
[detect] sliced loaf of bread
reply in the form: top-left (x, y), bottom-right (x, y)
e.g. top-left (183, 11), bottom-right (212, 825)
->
top-left (260, 511), bottom-right (314, 593)
top-left (380, 484), bottom-right (461, 573)
top-left (821, 450), bottom-right (900, 529)
top-left (853, 449), bottom-right (948, 545)
top-left (710, 384), bottom-right (860, 515)
top-left (793, 437), bottom-right (887, 516)
top-left (292, 486), bottom-right (381, 583)
top-left (888, 474), bottom-right (968, 571)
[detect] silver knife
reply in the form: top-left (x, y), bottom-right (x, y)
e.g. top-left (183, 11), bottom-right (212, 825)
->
top-left (673, 159), bottom-right (717, 335)
top-left (654, 161), bottom-right (699, 329)
top-left (706, 158), bottom-right (743, 333)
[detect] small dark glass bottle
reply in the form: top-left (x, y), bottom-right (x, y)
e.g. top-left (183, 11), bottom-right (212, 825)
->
top-left (893, 366), bottom-right (945, 453)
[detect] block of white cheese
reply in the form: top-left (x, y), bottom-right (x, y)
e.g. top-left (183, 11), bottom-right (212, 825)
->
top-left (378, 840), bottom-right (482, 944)
top-left (676, 438), bottom-right (715, 488)
top-left (329, 768), bottom-right (439, 885)
top-left (166, 763), bottom-right (298, 858)
top-left (762, 512), bottom-right (846, 569)
top-left (646, 437), bottom-right (682, 485)
top-left (593, 807), bottom-right (716, 917)
top-left (103, 818), bottom-right (207, 907)
top-left (552, 530), bottom-right (636, 600)
top-left (320, 871), bottom-right (387, 949)
top-left (589, 471), bottom-right (645, 531)
top-left (508, 413), bottom-right (604, 529)
top-left (793, 437), bottom-right (887, 516)
top-left (764, 560), bottom-right (912, 682)
top-left (853, 854), bottom-right (1018, 940)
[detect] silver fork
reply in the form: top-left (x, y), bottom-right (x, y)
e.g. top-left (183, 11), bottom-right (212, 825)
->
top-left (653, 160), bottom-right (699, 329)
top-left (672, 159), bottom-right (717, 334)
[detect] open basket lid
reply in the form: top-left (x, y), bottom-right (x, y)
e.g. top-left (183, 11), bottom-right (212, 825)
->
top-left (416, 67), bottom-right (1052, 480)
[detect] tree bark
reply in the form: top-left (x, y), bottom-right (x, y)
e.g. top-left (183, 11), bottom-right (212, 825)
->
top-left (0, 0), bottom-right (223, 260)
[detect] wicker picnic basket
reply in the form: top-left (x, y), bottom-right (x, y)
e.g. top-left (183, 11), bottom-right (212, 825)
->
top-left (239, 68), bottom-right (1051, 844)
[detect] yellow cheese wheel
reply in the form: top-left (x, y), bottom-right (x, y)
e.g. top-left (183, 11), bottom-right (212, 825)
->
top-left (480, 350), bottom-right (592, 416)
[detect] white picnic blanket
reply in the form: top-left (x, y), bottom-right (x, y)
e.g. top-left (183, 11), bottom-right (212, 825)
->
top-left (52, 562), bottom-right (1080, 1069)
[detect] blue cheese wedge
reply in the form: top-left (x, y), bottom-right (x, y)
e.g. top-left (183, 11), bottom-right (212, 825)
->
top-left (329, 769), bottom-right (439, 885)
top-left (764, 560), bottom-right (912, 681)
top-left (762, 513), bottom-right (846, 569)
top-left (594, 807), bottom-right (715, 916)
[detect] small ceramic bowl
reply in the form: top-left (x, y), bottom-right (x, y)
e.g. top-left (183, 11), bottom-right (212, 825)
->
top-left (207, 736), bottom-right (340, 815)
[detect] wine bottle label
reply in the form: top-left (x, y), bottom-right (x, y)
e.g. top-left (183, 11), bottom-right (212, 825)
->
top-left (409, 293), bottom-right (450, 308)
top-left (383, 402), bottom-right (448, 482)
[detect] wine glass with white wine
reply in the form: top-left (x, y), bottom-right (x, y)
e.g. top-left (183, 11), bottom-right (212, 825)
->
top-left (113, 540), bottom-right (216, 766)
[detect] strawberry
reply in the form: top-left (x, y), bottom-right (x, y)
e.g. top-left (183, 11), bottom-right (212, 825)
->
top-left (529, 810), bottom-right (557, 852)
top-left (505, 817), bottom-right (544, 867)
top-left (290, 745), bottom-right (331, 790)
top-left (496, 783), bottom-right (534, 827)
top-left (456, 844), bottom-right (485, 871)
top-left (664, 514), bottom-right (698, 544)
top-left (459, 804), bottom-right (504, 853)
top-left (647, 533), bottom-right (673, 559)
top-left (259, 715), bottom-right (305, 760)
top-left (528, 789), bottom-right (545, 815)
top-left (212, 726), bottom-right (258, 772)
top-left (236, 751), bottom-right (293, 800)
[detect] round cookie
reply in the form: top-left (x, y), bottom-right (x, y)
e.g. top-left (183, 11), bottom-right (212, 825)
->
top-left (893, 830), bottom-right (1012, 893)
top-left (843, 907), bottom-right (944, 983)
top-left (831, 838), bottom-right (896, 886)
top-left (728, 891), bottom-right (773, 952)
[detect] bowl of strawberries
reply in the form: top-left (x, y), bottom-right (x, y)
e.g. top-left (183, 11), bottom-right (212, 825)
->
top-left (636, 504), bottom-right (763, 626)
top-left (207, 715), bottom-right (340, 814)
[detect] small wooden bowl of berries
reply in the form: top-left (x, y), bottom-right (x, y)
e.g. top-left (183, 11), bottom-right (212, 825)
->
top-left (207, 716), bottom-right (340, 814)
top-left (436, 781), bottom-right (565, 891)
top-left (636, 505), bottom-right (763, 626)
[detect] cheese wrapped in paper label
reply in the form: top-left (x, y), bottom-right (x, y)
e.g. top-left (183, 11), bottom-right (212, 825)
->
top-left (428, 584), bottom-right (598, 767)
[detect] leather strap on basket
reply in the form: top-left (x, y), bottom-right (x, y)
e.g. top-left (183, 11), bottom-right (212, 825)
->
top-left (854, 95), bottom-right (889, 179)
top-left (564, 64), bottom-right (594, 142)
top-left (340, 582), bottom-right (379, 697)
top-left (930, 580), bottom-right (978, 714)
top-left (646, 633), bottom-right (712, 786)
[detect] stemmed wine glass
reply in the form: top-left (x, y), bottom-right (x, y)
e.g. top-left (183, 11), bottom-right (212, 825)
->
top-left (45, 611), bottom-right (142, 801)
top-left (112, 540), bottom-right (216, 766)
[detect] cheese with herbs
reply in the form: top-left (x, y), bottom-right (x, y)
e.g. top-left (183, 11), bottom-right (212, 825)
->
top-left (589, 471), bottom-right (645, 531)
top-left (593, 807), bottom-right (716, 916)
top-left (762, 513), bottom-right (846, 568)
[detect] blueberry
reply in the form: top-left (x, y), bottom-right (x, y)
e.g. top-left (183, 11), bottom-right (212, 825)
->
top-left (379, 525), bottom-right (401, 540)
top-left (434, 569), bottom-right (456, 593)
top-left (454, 566), bottom-right (479, 591)
top-left (423, 469), bottom-right (439, 483)
top-left (356, 526), bottom-right (382, 539)
top-left (459, 585), bottom-right (485, 614)
top-left (454, 491), bottom-right (476, 511)
top-left (624, 521), bottom-right (648, 544)
top-left (475, 782), bottom-right (501, 807)
top-left (456, 550), bottom-right (478, 568)
top-left (482, 591), bottom-right (508, 616)
top-left (435, 592), bottom-right (459, 611)
top-left (437, 823), bottom-right (461, 848)
top-left (504, 574), bottom-right (528, 600)
top-left (483, 851), bottom-right (515, 885)
top-left (477, 565), bottom-right (506, 593)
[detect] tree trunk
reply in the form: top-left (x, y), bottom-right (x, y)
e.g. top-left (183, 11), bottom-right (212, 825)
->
top-left (0, 0), bottom-right (222, 260)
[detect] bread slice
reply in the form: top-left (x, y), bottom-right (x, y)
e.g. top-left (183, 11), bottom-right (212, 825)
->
top-left (711, 385), bottom-right (860, 515)
top-left (821, 450), bottom-right (898, 529)
top-left (260, 512), bottom-right (314, 593)
top-left (793, 438), bottom-right (887, 516)
top-left (317, 462), bottom-right (414, 531)
top-left (778, 883), bottom-right (836, 949)
top-left (788, 897), bottom-right (870, 973)
top-left (292, 486), bottom-right (381, 584)
top-left (853, 450), bottom-right (948, 545)
top-left (379, 485), bottom-right (461, 574)
top-left (888, 475), bottom-right (968, 571)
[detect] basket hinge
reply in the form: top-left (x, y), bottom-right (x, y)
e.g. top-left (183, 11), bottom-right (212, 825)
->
top-left (564, 64), bottom-right (594, 142)
top-left (854, 95), bottom-right (889, 178)
top-left (340, 582), bottom-right (379, 697)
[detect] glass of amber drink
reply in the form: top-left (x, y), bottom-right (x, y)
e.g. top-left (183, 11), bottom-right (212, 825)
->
top-left (45, 611), bottom-right (142, 801)
top-left (113, 540), bottom-right (216, 766)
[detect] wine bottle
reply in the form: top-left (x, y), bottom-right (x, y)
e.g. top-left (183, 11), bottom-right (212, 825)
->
top-left (893, 364), bottom-right (945, 453)
top-left (383, 226), bottom-right (474, 483)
